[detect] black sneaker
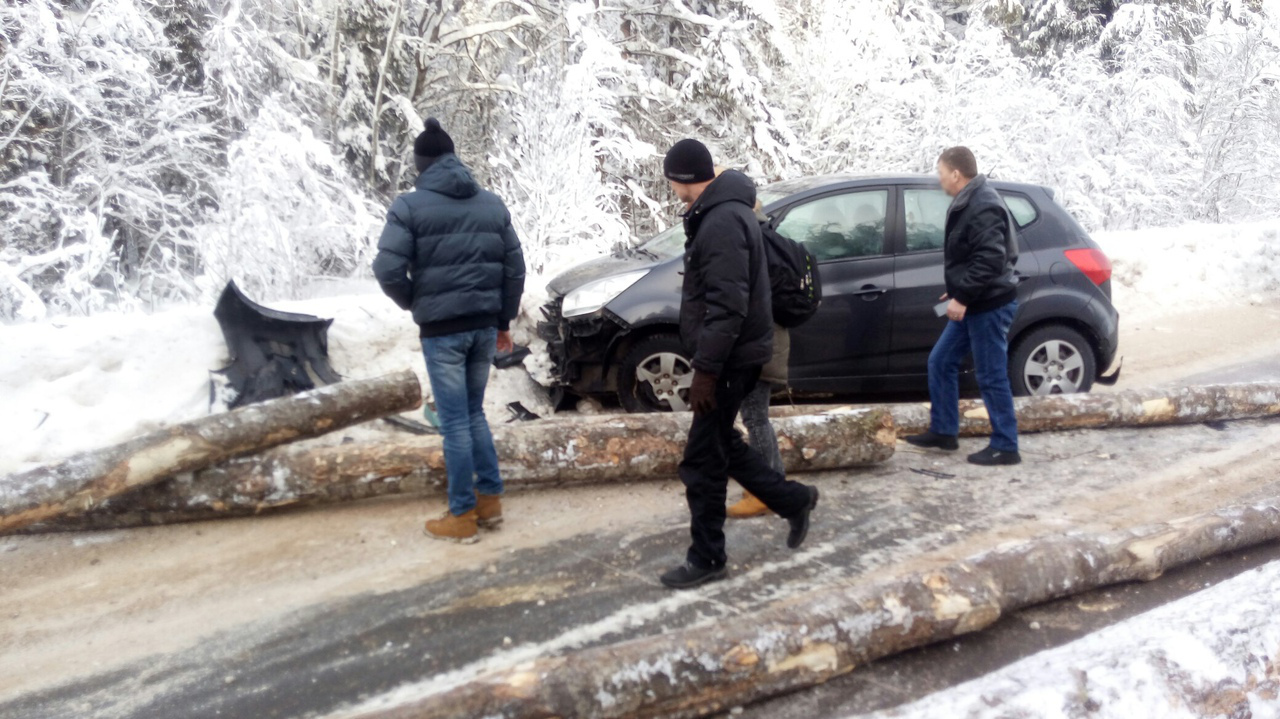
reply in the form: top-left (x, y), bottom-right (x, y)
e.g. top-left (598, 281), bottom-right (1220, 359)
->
top-left (660, 562), bottom-right (727, 589)
top-left (903, 431), bottom-right (960, 451)
top-left (787, 486), bottom-right (820, 550)
top-left (967, 447), bottom-right (1022, 466)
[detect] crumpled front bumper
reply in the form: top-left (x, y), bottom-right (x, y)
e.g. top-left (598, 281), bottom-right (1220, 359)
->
top-left (536, 298), bottom-right (628, 395)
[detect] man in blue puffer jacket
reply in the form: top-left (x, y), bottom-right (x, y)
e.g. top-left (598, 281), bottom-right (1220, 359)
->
top-left (373, 118), bottom-right (526, 544)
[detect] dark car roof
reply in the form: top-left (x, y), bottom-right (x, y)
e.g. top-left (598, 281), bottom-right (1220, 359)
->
top-left (761, 173), bottom-right (1051, 201)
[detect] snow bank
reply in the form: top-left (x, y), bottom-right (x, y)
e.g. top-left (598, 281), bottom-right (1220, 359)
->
top-left (0, 280), bottom-right (556, 475)
top-left (1098, 220), bottom-right (1280, 324)
top-left (860, 559), bottom-right (1280, 719)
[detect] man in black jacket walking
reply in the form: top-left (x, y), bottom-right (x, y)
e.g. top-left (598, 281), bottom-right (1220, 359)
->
top-left (659, 139), bottom-right (819, 590)
top-left (905, 146), bottom-right (1021, 465)
top-left (373, 118), bottom-right (526, 543)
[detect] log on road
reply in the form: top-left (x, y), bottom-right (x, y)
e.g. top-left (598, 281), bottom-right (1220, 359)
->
top-left (339, 500), bottom-right (1280, 719)
top-left (773, 382), bottom-right (1280, 436)
top-left (27, 407), bottom-right (897, 531)
top-left (0, 371), bottom-right (422, 533)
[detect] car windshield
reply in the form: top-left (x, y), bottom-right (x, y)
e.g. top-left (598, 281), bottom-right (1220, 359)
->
top-left (636, 188), bottom-right (786, 259)
top-left (637, 223), bottom-right (687, 259)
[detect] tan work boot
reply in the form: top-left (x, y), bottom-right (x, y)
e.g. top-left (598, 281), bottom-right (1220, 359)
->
top-left (476, 494), bottom-right (504, 529)
top-left (727, 491), bottom-right (771, 519)
top-left (424, 509), bottom-right (479, 544)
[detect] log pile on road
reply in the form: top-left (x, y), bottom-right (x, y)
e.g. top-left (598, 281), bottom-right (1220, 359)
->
top-left (775, 382), bottom-right (1280, 436)
top-left (6, 381), bottom-right (1280, 534)
top-left (0, 371), bottom-right (422, 534)
top-left (24, 407), bottom-right (898, 531)
top-left (338, 501), bottom-right (1280, 719)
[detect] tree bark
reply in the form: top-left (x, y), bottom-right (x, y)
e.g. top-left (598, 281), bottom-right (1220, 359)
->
top-left (339, 501), bottom-right (1280, 719)
top-left (0, 371), bottom-right (422, 533)
top-left (772, 382), bottom-right (1280, 436)
top-left (26, 407), bottom-right (897, 532)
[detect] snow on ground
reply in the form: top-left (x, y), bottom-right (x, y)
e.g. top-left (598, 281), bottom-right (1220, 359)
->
top-left (0, 279), bottom-right (556, 476)
top-left (1097, 220), bottom-right (1280, 324)
top-left (857, 559), bottom-right (1280, 719)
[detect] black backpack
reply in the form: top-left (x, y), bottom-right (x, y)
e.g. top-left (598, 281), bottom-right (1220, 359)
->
top-left (760, 223), bottom-right (822, 328)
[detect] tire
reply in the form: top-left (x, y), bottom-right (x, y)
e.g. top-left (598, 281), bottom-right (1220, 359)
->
top-left (1009, 324), bottom-right (1097, 397)
top-left (618, 333), bottom-right (694, 413)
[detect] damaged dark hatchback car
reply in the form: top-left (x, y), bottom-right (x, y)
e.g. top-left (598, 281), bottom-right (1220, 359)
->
top-left (538, 174), bottom-right (1121, 413)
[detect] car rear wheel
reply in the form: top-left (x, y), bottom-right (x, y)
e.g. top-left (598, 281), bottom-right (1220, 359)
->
top-left (618, 334), bottom-right (693, 413)
top-left (1009, 325), bottom-right (1096, 396)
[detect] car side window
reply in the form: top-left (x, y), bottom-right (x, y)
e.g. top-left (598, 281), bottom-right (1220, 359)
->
top-left (1001, 194), bottom-right (1039, 227)
top-left (774, 190), bottom-right (888, 262)
top-left (902, 189), bottom-right (951, 253)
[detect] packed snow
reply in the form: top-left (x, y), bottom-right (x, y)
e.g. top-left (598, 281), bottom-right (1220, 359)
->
top-left (858, 559), bottom-right (1280, 719)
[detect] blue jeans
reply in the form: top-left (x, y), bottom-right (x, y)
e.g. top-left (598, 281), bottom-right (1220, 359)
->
top-left (928, 301), bottom-right (1019, 452)
top-left (421, 328), bottom-right (502, 516)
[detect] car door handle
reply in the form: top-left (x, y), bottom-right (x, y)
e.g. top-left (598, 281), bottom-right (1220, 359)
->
top-left (853, 285), bottom-right (887, 299)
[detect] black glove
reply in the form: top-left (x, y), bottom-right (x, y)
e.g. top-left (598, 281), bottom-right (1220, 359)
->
top-left (689, 371), bottom-right (718, 416)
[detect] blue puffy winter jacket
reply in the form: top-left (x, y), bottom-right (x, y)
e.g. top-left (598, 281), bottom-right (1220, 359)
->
top-left (372, 154), bottom-right (526, 337)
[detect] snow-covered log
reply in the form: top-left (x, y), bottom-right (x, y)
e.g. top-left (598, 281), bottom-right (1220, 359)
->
top-left (26, 408), bottom-right (897, 531)
top-left (0, 371), bottom-right (422, 533)
top-left (774, 382), bottom-right (1280, 436)
top-left (338, 501), bottom-right (1280, 719)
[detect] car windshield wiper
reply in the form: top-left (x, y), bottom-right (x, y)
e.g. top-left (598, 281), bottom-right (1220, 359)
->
top-left (633, 246), bottom-right (660, 260)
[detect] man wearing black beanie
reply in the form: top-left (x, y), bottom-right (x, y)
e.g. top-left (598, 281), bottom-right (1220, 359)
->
top-left (659, 138), bottom-right (819, 589)
top-left (373, 117), bottom-right (526, 544)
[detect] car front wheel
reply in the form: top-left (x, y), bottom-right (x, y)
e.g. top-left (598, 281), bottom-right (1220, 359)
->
top-left (1009, 325), bottom-right (1097, 396)
top-left (618, 334), bottom-right (694, 413)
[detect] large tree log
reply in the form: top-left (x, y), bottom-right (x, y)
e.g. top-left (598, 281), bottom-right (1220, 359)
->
top-left (773, 382), bottom-right (1280, 436)
top-left (336, 500), bottom-right (1280, 719)
top-left (0, 371), bottom-right (422, 533)
top-left (26, 407), bottom-right (897, 532)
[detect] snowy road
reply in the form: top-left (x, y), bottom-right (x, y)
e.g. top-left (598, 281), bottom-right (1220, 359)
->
top-left (3, 414), bottom-right (1279, 718)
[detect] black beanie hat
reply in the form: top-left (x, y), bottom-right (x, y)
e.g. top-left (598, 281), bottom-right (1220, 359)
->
top-left (663, 139), bottom-right (715, 183)
top-left (414, 117), bottom-right (455, 159)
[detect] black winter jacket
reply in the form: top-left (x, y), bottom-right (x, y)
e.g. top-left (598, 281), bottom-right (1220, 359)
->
top-left (679, 170), bottom-right (774, 376)
top-left (943, 175), bottom-right (1018, 314)
top-left (372, 154), bottom-right (526, 337)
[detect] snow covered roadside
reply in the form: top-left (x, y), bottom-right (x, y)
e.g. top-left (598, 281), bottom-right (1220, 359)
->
top-left (0, 280), bottom-right (558, 476)
top-left (1098, 220), bottom-right (1280, 325)
top-left (857, 559), bottom-right (1280, 719)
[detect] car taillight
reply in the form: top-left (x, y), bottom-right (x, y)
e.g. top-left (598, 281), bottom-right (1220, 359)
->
top-left (1064, 248), bottom-right (1113, 286)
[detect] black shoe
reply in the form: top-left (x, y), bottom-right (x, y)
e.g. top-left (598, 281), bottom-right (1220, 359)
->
top-left (787, 486), bottom-right (820, 550)
top-left (967, 447), bottom-right (1022, 466)
top-left (903, 431), bottom-right (960, 451)
top-left (660, 562), bottom-right (727, 589)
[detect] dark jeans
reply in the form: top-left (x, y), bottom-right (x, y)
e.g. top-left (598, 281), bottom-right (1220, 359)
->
top-left (927, 300), bottom-right (1019, 452)
top-left (740, 380), bottom-right (783, 474)
top-left (680, 367), bottom-right (811, 569)
top-left (421, 328), bottom-right (502, 516)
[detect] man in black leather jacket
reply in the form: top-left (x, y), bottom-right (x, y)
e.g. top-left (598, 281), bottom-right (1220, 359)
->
top-left (905, 146), bottom-right (1022, 466)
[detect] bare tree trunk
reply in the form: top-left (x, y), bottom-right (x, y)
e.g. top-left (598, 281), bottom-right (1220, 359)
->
top-left (26, 408), bottom-right (896, 532)
top-left (368, 0), bottom-right (404, 186)
top-left (772, 383), bottom-right (1280, 436)
top-left (341, 501), bottom-right (1280, 719)
top-left (0, 371), bottom-right (421, 533)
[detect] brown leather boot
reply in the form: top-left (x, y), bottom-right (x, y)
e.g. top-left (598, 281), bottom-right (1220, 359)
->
top-left (727, 491), bottom-right (771, 519)
top-left (424, 509), bottom-right (479, 544)
top-left (476, 494), bottom-right (503, 529)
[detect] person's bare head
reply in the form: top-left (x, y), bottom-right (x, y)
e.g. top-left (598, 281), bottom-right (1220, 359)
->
top-left (937, 146), bottom-right (978, 197)
top-left (664, 139), bottom-right (717, 208)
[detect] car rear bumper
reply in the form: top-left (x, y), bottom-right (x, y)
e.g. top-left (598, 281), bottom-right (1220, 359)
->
top-left (1085, 296), bottom-right (1121, 372)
